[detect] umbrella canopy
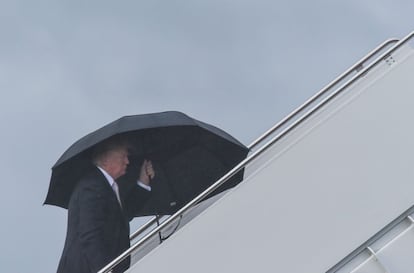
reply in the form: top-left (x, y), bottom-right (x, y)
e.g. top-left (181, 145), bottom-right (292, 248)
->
top-left (44, 111), bottom-right (248, 216)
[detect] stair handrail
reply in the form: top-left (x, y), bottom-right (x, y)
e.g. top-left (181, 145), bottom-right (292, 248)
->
top-left (129, 216), bottom-right (158, 241)
top-left (326, 204), bottom-right (414, 273)
top-left (248, 38), bottom-right (398, 151)
top-left (99, 31), bottom-right (414, 273)
top-left (125, 37), bottom-right (400, 253)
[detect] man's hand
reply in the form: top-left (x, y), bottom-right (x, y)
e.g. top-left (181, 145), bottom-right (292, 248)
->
top-left (139, 159), bottom-right (155, 185)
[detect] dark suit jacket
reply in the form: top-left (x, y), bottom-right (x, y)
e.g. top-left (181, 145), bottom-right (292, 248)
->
top-left (57, 167), bottom-right (151, 273)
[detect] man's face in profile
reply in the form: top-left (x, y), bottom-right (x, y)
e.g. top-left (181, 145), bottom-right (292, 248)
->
top-left (105, 147), bottom-right (130, 179)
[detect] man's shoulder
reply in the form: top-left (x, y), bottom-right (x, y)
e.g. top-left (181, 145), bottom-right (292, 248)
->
top-left (68, 168), bottom-right (109, 208)
top-left (77, 168), bottom-right (107, 189)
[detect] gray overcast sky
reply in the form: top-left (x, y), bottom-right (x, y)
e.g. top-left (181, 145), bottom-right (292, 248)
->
top-left (0, 1), bottom-right (413, 272)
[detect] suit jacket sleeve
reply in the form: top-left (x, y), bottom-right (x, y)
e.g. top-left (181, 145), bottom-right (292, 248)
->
top-left (121, 180), bottom-right (152, 221)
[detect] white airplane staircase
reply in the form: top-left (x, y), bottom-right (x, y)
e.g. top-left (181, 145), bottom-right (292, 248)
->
top-left (98, 31), bottom-right (414, 273)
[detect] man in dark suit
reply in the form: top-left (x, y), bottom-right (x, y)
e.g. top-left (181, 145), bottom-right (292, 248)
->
top-left (57, 138), bottom-right (155, 273)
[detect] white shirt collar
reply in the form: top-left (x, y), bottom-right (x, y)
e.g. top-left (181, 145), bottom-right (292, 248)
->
top-left (96, 165), bottom-right (116, 187)
top-left (96, 165), bottom-right (152, 192)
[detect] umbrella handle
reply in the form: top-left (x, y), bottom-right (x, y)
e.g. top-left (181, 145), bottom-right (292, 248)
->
top-left (154, 214), bottom-right (182, 243)
top-left (155, 215), bottom-right (162, 244)
top-left (160, 215), bottom-right (182, 241)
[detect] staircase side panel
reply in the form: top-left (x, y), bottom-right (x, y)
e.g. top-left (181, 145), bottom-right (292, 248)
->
top-left (128, 46), bottom-right (414, 273)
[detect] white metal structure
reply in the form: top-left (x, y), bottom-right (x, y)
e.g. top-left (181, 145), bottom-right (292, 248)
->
top-left (100, 31), bottom-right (414, 273)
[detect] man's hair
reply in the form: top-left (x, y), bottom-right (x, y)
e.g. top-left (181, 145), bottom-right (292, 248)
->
top-left (92, 136), bottom-right (130, 165)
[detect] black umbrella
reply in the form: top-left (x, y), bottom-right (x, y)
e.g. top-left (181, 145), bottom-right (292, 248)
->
top-left (44, 111), bottom-right (248, 216)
